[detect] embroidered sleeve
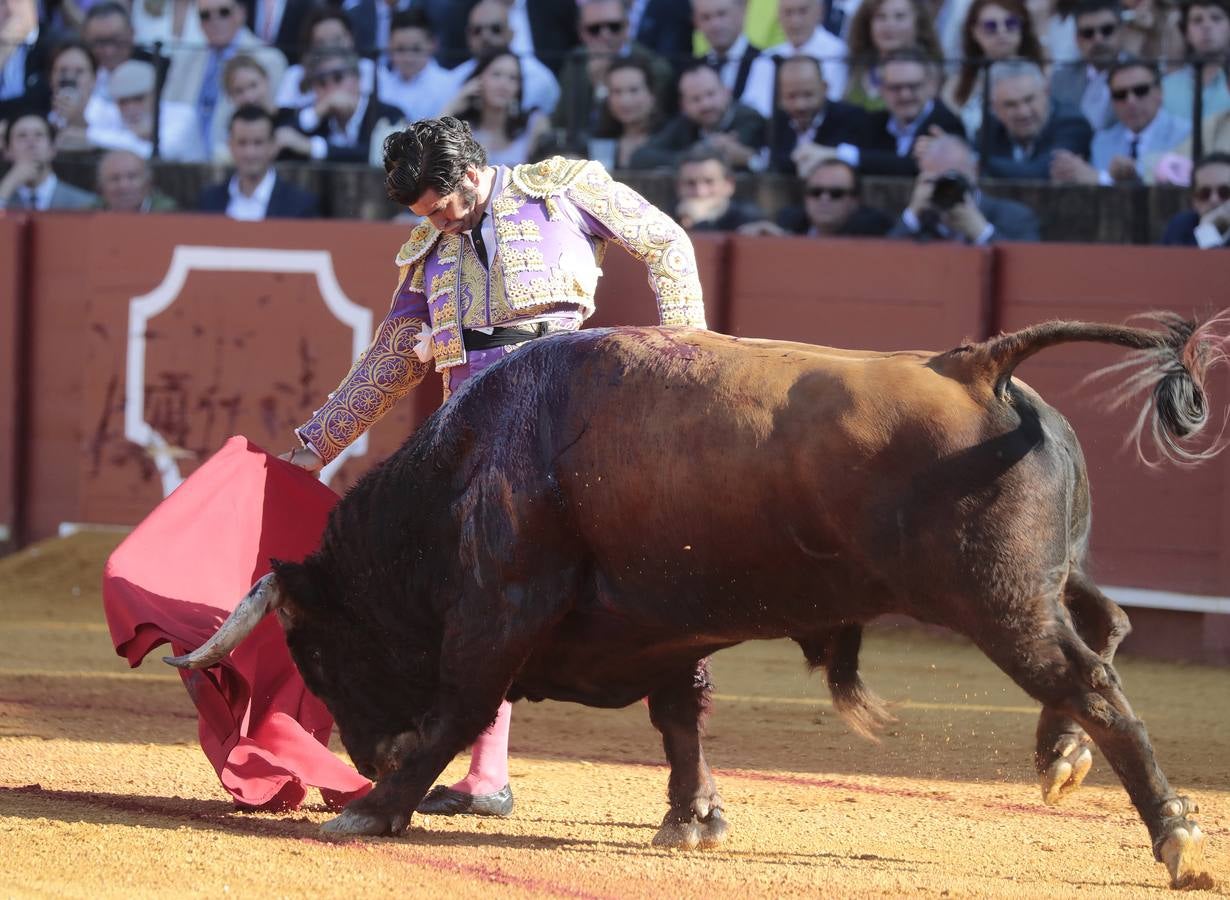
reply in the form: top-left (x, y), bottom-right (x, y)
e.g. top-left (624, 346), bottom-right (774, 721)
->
top-left (294, 264), bottom-right (430, 465)
top-left (564, 161), bottom-right (707, 329)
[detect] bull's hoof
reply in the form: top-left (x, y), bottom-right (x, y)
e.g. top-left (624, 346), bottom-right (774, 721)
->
top-left (1154, 799), bottom-right (1214, 891)
top-left (652, 808), bottom-right (728, 850)
top-left (321, 808), bottom-right (407, 836)
top-left (1039, 736), bottom-right (1093, 806)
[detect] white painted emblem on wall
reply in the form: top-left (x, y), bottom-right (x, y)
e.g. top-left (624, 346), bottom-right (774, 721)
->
top-left (126, 246), bottom-right (372, 496)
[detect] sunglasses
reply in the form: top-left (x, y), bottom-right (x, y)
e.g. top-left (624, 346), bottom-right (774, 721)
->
top-left (1110, 82), bottom-right (1154, 101)
top-left (1077, 22), bottom-right (1117, 39)
top-left (1195, 184), bottom-right (1230, 202)
top-left (806, 186), bottom-right (853, 199)
top-left (978, 15), bottom-right (1020, 34)
top-left (584, 20), bottom-right (626, 37)
top-left (467, 22), bottom-right (505, 36)
top-left (199, 4), bottom-right (234, 21)
top-left (312, 67), bottom-right (353, 86)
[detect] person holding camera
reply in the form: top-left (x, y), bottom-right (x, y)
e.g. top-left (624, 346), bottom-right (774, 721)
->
top-left (890, 134), bottom-right (1040, 243)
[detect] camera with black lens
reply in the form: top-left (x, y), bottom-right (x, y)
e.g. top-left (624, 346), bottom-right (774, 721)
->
top-left (930, 170), bottom-right (971, 210)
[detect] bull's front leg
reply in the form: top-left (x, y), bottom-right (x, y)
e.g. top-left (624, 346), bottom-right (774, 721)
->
top-left (321, 710), bottom-right (486, 836)
top-left (647, 657), bottom-right (728, 850)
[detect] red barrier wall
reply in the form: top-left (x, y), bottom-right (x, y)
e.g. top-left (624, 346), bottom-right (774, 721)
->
top-left (725, 236), bottom-right (993, 347)
top-left (997, 244), bottom-right (1230, 662)
top-left (588, 233), bottom-right (728, 332)
top-left (0, 217), bottom-right (21, 550)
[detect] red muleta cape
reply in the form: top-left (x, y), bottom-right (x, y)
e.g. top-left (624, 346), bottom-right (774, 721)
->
top-left (101, 436), bottom-right (371, 810)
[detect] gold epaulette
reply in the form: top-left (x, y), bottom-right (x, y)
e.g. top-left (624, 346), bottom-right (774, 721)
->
top-left (394, 220), bottom-right (442, 267)
top-left (510, 156), bottom-right (596, 199)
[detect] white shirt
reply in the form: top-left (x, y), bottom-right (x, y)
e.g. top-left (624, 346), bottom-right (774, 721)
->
top-left (709, 34), bottom-right (777, 119)
top-left (506, 0), bottom-right (535, 58)
top-left (308, 92), bottom-right (371, 159)
top-left (446, 53), bottom-right (561, 116)
top-left (766, 26), bottom-right (849, 102)
top-left (1081, 64), bottom-right (1112, 131)
top-left (88, 101), bottom-right (205, 162)
top-left (226, 168), bottom-right (277, 220)
top-left (3, 173), bottom-right (59, 211)
top-left (253, 0), bottom-right (287, 45)
top-left (378, 57), bottom-right (456, 122)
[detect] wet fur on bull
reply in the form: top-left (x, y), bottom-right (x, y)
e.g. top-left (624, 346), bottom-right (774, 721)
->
top-left (264, 315), bottom-right (1220, 889)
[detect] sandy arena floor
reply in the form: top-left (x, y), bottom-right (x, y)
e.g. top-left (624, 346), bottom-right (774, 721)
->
top-left (1, 532), bottom-right (1227, 898)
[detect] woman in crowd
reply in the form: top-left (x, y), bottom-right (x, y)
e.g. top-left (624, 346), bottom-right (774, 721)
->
top-left (845, 0), bottom-right (944, 108)
top-left (275, 6), bottom-right (376, 114)
top-left (944, 0), bottom-right (1045, 134)
top-left (47, 40), bottom-right (117, 151)
top-left (214, 53), bottom-right (299, 161)
top-left (588, 56), bottom-right (662, 170)
top-left (443, 49), bottom-right (548, 168)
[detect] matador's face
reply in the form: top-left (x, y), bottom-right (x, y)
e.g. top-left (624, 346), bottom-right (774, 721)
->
top-left (409, 167), bottom-right (484, 235)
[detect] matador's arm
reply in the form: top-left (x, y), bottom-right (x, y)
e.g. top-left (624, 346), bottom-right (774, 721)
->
top-left (563, 161), bottom-right (708, 329)
top-left (294, 262), bottom-right (431, 466)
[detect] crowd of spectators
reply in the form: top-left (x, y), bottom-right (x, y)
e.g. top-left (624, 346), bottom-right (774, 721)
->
top-left (0, 0), bottom-right (1224, 246)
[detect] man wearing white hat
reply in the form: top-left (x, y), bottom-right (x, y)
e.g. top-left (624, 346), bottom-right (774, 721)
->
top-left (88, 59), bottom-right (205, 163)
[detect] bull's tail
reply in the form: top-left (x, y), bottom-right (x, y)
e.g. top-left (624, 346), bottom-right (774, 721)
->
top-left (937, 310), bottom-right (1230, 466)
top-left (799, 626), bottom-right (897, 742)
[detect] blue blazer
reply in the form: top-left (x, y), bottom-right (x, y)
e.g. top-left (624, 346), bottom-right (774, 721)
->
top-left (197, 175), bottom-right (321, 219)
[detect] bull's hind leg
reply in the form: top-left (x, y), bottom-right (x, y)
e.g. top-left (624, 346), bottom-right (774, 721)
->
top-left (647, 657), bottom-right (728, 850)
top-left (795, 625), bottom-right (895, 741)
top-left (976, 609), bottom-right (1209, 890)
top-left (1037, 572), bottom-right (1132, 805)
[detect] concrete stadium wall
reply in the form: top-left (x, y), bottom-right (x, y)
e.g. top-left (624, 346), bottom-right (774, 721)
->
top-left (1, 213), bottom-right (1226, 663)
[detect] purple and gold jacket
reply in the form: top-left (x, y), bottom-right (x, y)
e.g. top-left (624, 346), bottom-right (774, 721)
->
top-left (296, 156), bottom-right (707, 465)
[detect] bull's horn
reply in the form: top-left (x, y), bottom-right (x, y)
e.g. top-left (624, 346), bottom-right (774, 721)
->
top-left (163, 573), bottom-right (283, 670)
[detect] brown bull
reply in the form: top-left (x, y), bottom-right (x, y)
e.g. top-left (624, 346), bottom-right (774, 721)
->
top-left (169, 315), bottom-right (1224, 890)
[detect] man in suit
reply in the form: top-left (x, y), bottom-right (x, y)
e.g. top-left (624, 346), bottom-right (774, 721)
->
top-left (0, 112), bottom-right (97, 211)
top-left (890, 134), bottom-right (1040, 242)
top-left (741, 158), bottom-right (893, 236)
top-left (162, 0), bottom-right (287, 152)
top-left (981, 59), bottom-right (1093, 180)
top-left (694, 0), bottom-right (776, 117)
top-left (1161, 152), bottom-right (1230, 246)
top-left (765, 0), bottom-right (849, 101)
top-left (769, 54), bottom-right (866, 174)
top-left (553, 0), bottom-right (676, 140)
top-left (244, 0), bottom-right (315, 62)
top-left (0, 0), bottom-right (51, 126)
top-left (630, 0), bottom-right (696, 67)
top-left (198, 105), bottom-right (320, 219)
top-left (631, 61), bottom-right (766, 169)
top-left (1053, 58), bottom-right (1191, 184)
top-left (673, 147), bottom-right (763, 230)
top-left (1049, 0), bottom-right (1127, 131)
top-left (421, 0), bottom-right (578, 73)
top-left (277, 48), bottom-right (405, 163)
top-left (94, 149), bottom-right (179, 213)
top-left (854, 49), bottom-right (965, 177)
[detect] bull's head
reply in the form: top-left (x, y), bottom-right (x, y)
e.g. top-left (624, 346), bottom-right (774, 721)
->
top-left (164, 562), bottom-right (428, 782)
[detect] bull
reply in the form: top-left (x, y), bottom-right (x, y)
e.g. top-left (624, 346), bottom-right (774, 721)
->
top-left (168, 315), bottom-right (1223, 890)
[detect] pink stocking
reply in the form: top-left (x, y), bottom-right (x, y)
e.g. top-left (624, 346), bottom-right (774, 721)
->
top-left (450, 700), bottom-right (512, 795)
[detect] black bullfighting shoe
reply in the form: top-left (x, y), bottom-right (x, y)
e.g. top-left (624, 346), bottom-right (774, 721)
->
top-left (416, 783), bottom-right (514, 817)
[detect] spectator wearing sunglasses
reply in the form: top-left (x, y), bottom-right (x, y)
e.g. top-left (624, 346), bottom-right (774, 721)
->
top-left (275, 8), bottom-right (376, 120)
top-left (1051, 0), bottom-right (1129, 130)
top-left (276, 47), bottom-right (404, 162)
top-left (1161, 151), bottom-right (1230, 244)
top-left (944, 0), bottom-right (1046, 137)
top-left (1053, 58), bottom-right (1190, 182)
top-left (442, 0), bottom-right (560, 117)
top-left (741, 158), bottom-right (893, 236)
top-left (161, 0), bottom-right (287, 153)
top-left (1162, 0), bottom-right (1230, 119)
top-left (554, 0), bottom-right (676, 143)
top-left (377, 9), bottom-right (457, 123)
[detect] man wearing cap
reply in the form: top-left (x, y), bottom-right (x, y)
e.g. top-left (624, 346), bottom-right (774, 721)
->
top-left (88, 59), bottom-right (204, 162)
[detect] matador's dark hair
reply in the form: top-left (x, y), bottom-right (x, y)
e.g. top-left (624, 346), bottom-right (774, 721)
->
top-left (383, 116), bottom-right (488, 206)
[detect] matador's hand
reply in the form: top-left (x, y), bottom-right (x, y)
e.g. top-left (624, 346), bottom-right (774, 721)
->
top-left (279, 446), bottom-right (323, 474)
